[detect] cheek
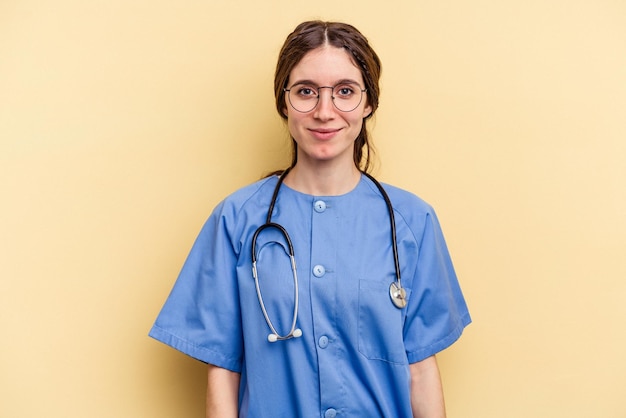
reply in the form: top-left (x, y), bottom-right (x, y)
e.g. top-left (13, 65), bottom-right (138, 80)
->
top-left (349, 115), bottom-right (365, 132)
top-left (286, 115), bottom-right (301, 140)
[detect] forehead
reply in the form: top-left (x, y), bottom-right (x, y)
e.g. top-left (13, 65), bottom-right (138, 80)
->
top-left (289, 45), bottom-right (364, 85)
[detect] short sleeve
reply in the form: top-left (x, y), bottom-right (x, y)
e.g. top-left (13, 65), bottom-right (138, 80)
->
top-left (148, 201), bottom-right (244, 372)
top-left (403, 209), bottom-right (471, 363)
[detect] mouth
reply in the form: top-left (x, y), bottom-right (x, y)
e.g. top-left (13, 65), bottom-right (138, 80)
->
top-left (309, 128), bottom-right (342, 140)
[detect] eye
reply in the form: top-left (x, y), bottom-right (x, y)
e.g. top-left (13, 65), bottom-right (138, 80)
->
top-left (296, 86), bottom-right (318, 98)
top-left (335, 85), bottom-right (355, 98)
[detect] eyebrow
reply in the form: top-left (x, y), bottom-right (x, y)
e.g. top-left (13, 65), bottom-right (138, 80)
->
top-left (288, 78), bottom-right (362, 88)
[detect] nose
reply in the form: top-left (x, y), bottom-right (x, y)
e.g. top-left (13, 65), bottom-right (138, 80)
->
top-left (313, 87), bottom-right (335, 120)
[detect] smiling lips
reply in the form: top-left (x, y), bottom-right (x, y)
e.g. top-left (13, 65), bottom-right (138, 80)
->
top-left (309, 128), bottom-right (342, 140)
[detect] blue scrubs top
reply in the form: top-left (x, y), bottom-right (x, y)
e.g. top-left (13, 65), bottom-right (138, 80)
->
top-left (149, 174), bottom-right (471, 418)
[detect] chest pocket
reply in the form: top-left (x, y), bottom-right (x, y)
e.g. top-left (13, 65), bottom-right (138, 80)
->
top-left (358, 279), bottom-right (411, 365)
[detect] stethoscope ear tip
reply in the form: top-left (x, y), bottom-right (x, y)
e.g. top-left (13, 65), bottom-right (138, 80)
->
top-left (267, 329), bottom-right (302, 342)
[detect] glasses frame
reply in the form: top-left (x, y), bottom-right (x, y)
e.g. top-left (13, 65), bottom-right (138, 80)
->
top-left (284, 84), bottom-right (367, 113)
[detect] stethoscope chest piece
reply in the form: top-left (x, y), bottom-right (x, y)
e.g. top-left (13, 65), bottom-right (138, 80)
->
top-left (389, 281), bottom-right (407, 309)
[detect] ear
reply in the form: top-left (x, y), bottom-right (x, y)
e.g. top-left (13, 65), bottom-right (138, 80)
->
top-left (362, 103), bottom-right (373, 119)
top-left (282, 106), bottom-right (289, 117)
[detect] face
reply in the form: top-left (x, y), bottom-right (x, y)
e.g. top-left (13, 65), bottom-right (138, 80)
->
top-left (284, 45), bottom-right (372, 168)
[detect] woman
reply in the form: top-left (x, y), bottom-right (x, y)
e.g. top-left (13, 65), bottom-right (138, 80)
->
top-left (150, 20), bottom-right (471, 418)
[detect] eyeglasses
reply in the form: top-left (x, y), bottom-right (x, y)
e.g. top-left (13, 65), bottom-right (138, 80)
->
top-left (284, 82), bottom-right (367, 113)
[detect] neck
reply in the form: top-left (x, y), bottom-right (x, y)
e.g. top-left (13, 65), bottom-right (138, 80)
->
top-left (283, 162), bottom-right (361, 196)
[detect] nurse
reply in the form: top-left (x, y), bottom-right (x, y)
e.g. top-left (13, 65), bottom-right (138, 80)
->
top-left (149, 20), bottom-right (471, 418)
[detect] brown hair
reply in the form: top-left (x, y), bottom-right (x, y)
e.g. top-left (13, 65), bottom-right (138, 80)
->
top-left (274, 21), bottom-right (382, 173)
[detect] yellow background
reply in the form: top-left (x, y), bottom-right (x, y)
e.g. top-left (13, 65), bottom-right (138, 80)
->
top-left (1, 1), bottom-right (625, 417)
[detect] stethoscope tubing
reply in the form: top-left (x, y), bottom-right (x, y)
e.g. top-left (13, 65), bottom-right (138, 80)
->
top-left (362, 172), bottom-right (402, 288)
top-left (251, 221), bottom-right (301, 342)
top-left (250, 168), bottom-right (406, 342)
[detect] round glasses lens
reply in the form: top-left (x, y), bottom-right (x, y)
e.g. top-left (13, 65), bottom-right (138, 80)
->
top-left (332, 85), bottom-right (364, 112)
top-left (287, 88), bottom-right (317, 113)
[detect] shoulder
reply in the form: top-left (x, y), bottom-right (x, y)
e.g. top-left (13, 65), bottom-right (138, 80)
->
top-left (360, 176), bottom-right (445, 243)
top-left (361, 176), bottom-right (435, 217)
top-left (204, 176), bottom-right (279, 232)
top-left (219, 176), bottom-right (278, 212)
top-left (384, 183), bottom-right (433, 214)
top-left (216, 176), bottom-right (277, 213)
top-left (195, 176), bottom-right (279, 251)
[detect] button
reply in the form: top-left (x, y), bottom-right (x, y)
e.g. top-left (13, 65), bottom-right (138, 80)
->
top-left (318, 335), bottom-right (329, 348)
top-left (324, 408), bottom-right (337, 418)
top-left (312, 265), bottom-right (326, 277)
top-left (313, 200), bottom-right (327, 213)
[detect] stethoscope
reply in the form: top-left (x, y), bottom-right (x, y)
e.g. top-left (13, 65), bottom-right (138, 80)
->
top-left (251, 168), bottom-right (407, 343)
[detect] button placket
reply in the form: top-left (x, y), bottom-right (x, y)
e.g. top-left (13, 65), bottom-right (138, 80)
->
top-left (312, 200), bottom-right (328, 279)
top-left (310, 196), bottom-right (340, 416)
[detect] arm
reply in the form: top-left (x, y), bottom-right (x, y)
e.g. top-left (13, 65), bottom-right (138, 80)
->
top-left (206, 364), bottom-right (240, 418)
top-left (410, 355), bottom-right (446, 418)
